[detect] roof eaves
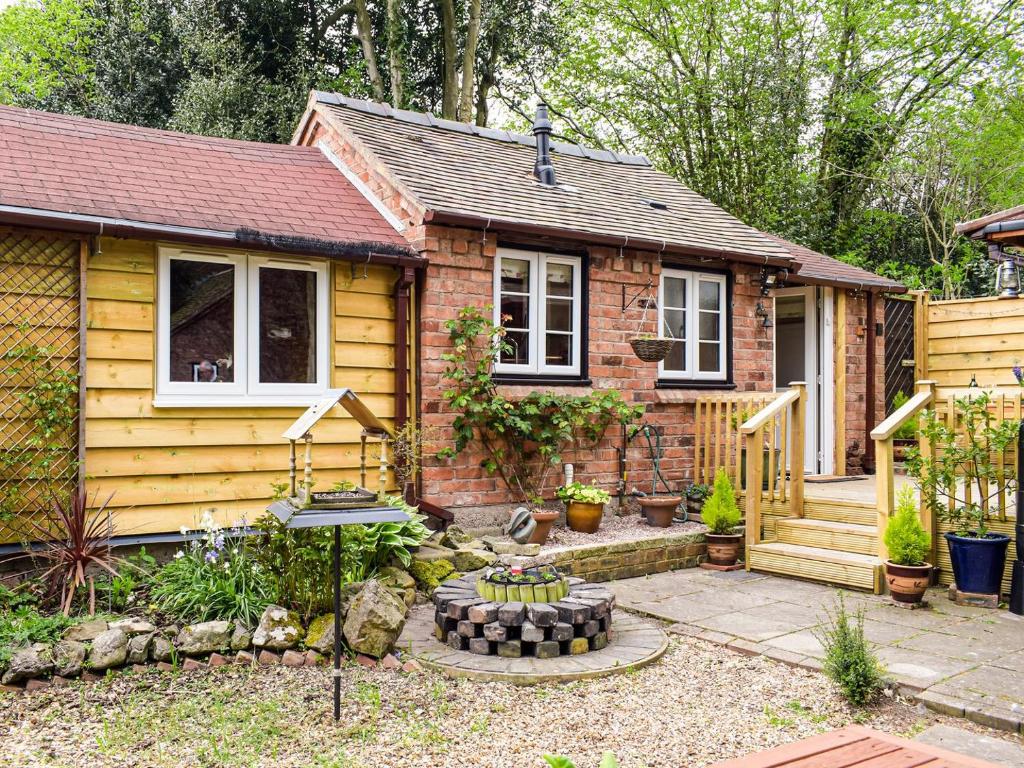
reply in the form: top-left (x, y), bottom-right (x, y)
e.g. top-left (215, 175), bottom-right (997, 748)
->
top-left (956, 204), bottom-right (1024, 236)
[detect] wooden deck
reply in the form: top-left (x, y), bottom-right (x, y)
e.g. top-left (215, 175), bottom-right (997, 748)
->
top-left (707, 726), bottom-right (1003, 768)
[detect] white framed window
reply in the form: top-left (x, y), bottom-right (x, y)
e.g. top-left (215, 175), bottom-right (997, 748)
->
top-left (493, 248), bottom-right (582, 376)
top-left (658, 268), bottom-right (727, 381)
top-left (156, 247), bottom-right (330, 406)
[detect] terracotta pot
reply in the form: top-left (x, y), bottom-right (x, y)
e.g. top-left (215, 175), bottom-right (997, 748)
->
top-left (639, 496), bottom-right (681, 528)
top-left (686, 497), bottom-right (704, 524)
top-left (885, 561), bottom-right (932, 604)
top-left (566, 501), bottom-right (604, 534)
top-left (705, 533), bottom-right (743, 566)
top-left (528, 509), bottom-right (560, 545)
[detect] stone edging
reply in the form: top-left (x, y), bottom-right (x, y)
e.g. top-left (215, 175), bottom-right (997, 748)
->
top-left (543, 531), bottom-right (707, 582)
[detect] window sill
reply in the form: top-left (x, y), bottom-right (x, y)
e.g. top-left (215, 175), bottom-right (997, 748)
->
top-left (492, 376), bottom-right (592, 387)
top-left (152, 396), bottom-right (323, 409)
top-left (655, 380), bottom-right (735, 390)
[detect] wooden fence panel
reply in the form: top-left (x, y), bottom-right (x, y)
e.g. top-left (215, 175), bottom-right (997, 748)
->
top-left (925, 296), bottom-right (1024, 387)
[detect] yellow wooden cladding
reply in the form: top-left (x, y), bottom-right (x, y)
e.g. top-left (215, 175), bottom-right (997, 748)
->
top-left (82, 238), bottom-right (409, 536)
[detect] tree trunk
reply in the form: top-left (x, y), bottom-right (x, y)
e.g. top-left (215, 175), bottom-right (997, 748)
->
top-left (386, 0), bottom-right (404, 107)
top-left (353, 0), bottom-right (385, 101)
top-left (459, 0), bottom-right (483, 121)
top-left (437, 0), bottom-right (458, 118)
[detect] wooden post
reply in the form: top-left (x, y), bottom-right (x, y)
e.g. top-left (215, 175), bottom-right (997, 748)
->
top-left (288, 439), bottom-right (297, 498)
top-left (790, 382), bottom-right (806, 519)
top-left (303, 434), bottom-right (313, 500)
top-left (834, 291), bottom-right (847, 475)
top-left (876, 438), bottom-right (894, 563)
top-left (744, 428), bottom-right (764, 569)
top-left (916, 379), bottom-right (938, 564)
top-left (912, 290), bottom-right (929, 383)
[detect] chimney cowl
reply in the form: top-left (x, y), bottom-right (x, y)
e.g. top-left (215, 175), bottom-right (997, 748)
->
top-left (532, 103), bottom-right (556, 186)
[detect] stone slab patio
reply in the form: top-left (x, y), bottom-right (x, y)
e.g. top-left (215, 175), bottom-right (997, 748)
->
top-left (609, 568), bottom-right (1024, 735)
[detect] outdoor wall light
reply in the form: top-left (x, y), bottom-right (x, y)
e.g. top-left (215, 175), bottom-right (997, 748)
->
top-left (755, 300), bottom-right (772, 328)
top-left (993, 243), bottom-right (1021, 298)
top-left (758, 267), bottom-right (789, 297)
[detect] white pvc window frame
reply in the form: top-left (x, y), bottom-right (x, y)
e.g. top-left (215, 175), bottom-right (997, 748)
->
top-left (658, 268), bottom-right (728, 381)
top-left (156, 246), bottom-right (330, 407)
top-left (493, 247), bottom-right (582, 377)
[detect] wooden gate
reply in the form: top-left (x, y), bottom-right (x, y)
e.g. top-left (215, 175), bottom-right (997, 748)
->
top-left (0, 229), bottom-right (83, 542)
top-left (884, 296), bottom-right (916, 411)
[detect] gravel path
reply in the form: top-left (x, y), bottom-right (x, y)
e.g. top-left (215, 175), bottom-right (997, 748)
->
top-left (0, 630), bottom-right (999, 768)
top-left (542, 514), bottom-right (704, 551)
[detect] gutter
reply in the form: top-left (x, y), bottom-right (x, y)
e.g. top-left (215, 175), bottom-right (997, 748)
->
top-left (978, 218), bottom-right (1024, 238)
top-left (0, 204), bottom-right (425, 269)
top-left (422, 209), bottom-right (795, 269)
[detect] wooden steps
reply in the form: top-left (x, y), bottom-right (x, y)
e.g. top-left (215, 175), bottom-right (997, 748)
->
top-left (747, 542), bottom-right (882, 592)
top-left (802, 497), bottom-right (876, 526)
top-left (774, 518), bottom-right (877, 556)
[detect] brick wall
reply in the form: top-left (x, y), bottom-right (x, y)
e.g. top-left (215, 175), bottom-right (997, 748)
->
top-left (843, 292), bottom-right (886, 474)
top-left (298, 109), bottom-right (881, 520)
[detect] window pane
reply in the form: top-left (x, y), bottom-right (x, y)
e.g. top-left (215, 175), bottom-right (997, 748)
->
top-left (546, 262), bottom-right (573, 297)
top-left (501, 331), bottom-right (530, 364)
top-left (545, 333), bottom-right (572, 366)
top-left (664, 276), bottom-right (687, 309)
top-left (169, 259), bottom-right (235, 383)
top-left (699, 280), bottom-right (721, 311)
top-left (664, 339), bottom-right (685, 371)
top-left (663, 308), bottom-right (686, 341)
top-left (501, 295), bottom-right (529, 329)
top-left (546, 298), bottom-right (572, 332)
top-left (699, 342), bottom-right (720, 372)
top-left (500, 258), bottom-right (530, 293)
top-left (258, 267), bottom-right (317, 384)
top-left (699, 311), bottom-right (720, 341)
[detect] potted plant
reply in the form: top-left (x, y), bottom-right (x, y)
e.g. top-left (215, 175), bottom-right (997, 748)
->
top-left (701, 469), bottom-right (743, 566)
top-left (684, 483), bottom-right (711, 522)
top-left (629, 332), bottom-right (678, 363)
top-left (907, 393), bottom-right (1016, 597)
top-left (882, 486), bottom-right (933, 604)
top-left (556, 482), bottom-right (610, 534)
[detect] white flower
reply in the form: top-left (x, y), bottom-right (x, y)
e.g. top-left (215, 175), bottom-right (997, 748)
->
top-left (174, 550), bottom-right (185, 559)
top-left (223, 562), bottom-right (230, 572)
top-left (180, 526), bottom-right (189, 536)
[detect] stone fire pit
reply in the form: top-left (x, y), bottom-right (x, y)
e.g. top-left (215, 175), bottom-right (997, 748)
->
top-left (432, 565), bottom-right (615, 659)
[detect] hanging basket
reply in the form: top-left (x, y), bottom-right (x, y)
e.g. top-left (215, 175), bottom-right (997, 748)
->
top-left (630, 337), bottom-right (678, 362)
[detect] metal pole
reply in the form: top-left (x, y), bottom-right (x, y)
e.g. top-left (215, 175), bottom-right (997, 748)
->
top-left (333, 524), bottom-right (342, 719)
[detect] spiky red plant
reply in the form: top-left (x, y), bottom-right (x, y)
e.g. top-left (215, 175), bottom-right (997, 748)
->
top-left (23, 489), bottom-right (119, 616)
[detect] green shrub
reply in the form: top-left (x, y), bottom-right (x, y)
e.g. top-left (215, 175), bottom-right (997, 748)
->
top-left (890, 391), bottom-right (917, 441)
top-left (544, 753), bottom-right (619, 768)
top-left (0, 607), bottom-right (74, 670)
top-left (252, 496), bottom-right (430, 620)
top-left (815, 594), bottom-right (885, 706)
top-left (555, 482), bottom-right (610, 505)
top-left (700, 469), bottom-right (741, 535)
top-left (152, 512), bottom-right (275, 626)
top-left (883, 487), bottom-right (930, 565)
top-left (94, 546), bottom-right (156, 613)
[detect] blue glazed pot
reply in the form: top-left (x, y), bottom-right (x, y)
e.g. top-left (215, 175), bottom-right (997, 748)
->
top-left (944, 531), bottom-right (1011, 596)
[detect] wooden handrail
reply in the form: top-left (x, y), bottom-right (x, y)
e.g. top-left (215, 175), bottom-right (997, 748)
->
top-left (740, 383), bottom-right (804, 434)
top-left (870, 380), bottom-right (936, 441)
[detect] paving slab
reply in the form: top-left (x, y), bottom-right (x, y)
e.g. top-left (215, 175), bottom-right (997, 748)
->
top-left (914, 725), bottom-right (1024, 768)
top-left (694, 611), bottom-right (808, 642)
top-left (762, 629), bottom-right (826, 659)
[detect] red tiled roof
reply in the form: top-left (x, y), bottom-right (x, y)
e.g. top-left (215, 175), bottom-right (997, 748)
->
top-left (0, 105), bottom-right (409, 250)
top-left (762, 233), bottom-right (904, 292)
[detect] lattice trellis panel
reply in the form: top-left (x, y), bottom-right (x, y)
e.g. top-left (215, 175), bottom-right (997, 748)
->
top-left (884, 297), bottom-right (916, 412)
top-left (0, 230), bottom-right (82, 541)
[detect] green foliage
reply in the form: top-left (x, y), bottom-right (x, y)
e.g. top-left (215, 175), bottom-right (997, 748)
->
top-left (883, 487), bottom-right (930, 566)
top-left (439, 306), bottom-right (643, 504)
top-left (543, 753), bottom-right (619, 768)
top-left (252, 496), bottom-right (430, 619)
top-left (685, 483), bottom-right (711, 502)
top-left (906, 393), bottom-right (1020, 536)
top-left (0, 606), bottom-right (74, 669)
top-left (152, 512), bottom-right (274, 626)
top-left (815, 594), bottom-right (885, 707)
top-left (700, 470), bottom-right (741, 535)
top-left (409, 559), bottom-right (456, 593)
top-left (890, 391), bottom-right (917, 441)
top-left (95, 546), bottom-right (156, 613)
top-left (555, 483), bottom-right (610, 505)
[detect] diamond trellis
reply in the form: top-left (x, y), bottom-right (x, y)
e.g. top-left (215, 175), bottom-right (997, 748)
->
top-left (0, 230), bottom-right (82, 542)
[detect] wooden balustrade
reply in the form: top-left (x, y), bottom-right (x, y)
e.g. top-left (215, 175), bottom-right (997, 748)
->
top-left (694, 391), bottom-right (775, 490)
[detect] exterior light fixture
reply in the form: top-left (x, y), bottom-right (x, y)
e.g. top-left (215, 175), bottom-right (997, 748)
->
top-left (759, 267), bottom-right (789, 297)
top-left (755, 300), bottom-right (772, 328)
top-left (992, 243), bottom-right (1021, 297)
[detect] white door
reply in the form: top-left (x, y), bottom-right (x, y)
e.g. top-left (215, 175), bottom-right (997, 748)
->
top-left (774, 287), bottom-right (834, 475)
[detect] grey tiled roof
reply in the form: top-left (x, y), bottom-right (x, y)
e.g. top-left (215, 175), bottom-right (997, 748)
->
top-left (314, 92), bottom-right (791, 263)
top-left (762, 234), bottom-right (904, 292)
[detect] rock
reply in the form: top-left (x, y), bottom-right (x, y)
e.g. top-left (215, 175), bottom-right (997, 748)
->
top-left (230, 624), bottom-right (252, 651)
top-left (235, 651), bottom-right (255, 665)
top-left (401, 660), bottom-right (423, 673)
top-left (281, 650), bottom-right (305, 668)
top-left (1, 644), bottom-right (53, 684)
top-left (88, 629), bottom-right (128, 671)
top-left (109, 618), bottom-right (157, 636)
top-left (182, 657), bottom-right (205, 671)
top-left (481, 536), bottom-right (541, 557)
top-left (52, 640), bottom-right (86, 678)
top-left (381, 653), bottom-right (402, 670)
top-left (175, 621), bottom-right (232, 655)
top-left (208, 653), bottom-right (230, 667)
top-left (355, 654), bottom-right (377, 668)
top-left (305, 614), bottom-right (336, 655)
top-left (412, 543), bottom-right (456, 563)
top-left (126, 633), bottom-right (152, 665)
top-left (339, 581), bottom-right (365, 617)
top-left (25, 678), bottom-right (51, 692)
top-left (378, 567), bottom-right (417, 609)
top-left (257, 650), bottom-right (280, 665)
top-left (156, 662), bottom-right (175, 672)
top-left (63, 619), bottom-right (108, 643)
top-left (409, 559), bottom-right (456, 592)
top-left (149, 635), bottom-right (173, 663)
top-left (450, 548), bottom-right (497, 571)
top-left (439, 525), bottom-right (472, 548)
top-left (303, 650), bottom-right (323, 666)
top-left (253, 606), bottom-right (304, 651)
top-left (343, 580), bottom-right (409, 658)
